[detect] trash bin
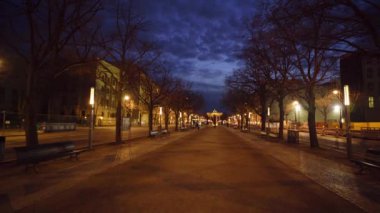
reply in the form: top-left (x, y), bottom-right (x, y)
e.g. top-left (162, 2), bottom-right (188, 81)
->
top-left (0, 136), bottom-right (5, 161)
top-left (287, 130), bottom-right (299, 143)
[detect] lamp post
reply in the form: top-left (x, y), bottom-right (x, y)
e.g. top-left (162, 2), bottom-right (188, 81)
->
top-left (333, 90), bottom-right (343, 129)
top-left (88, 87), bottom-right (95, 149)
top-left (266, 107), bottom-right (270, 134)
top-left (293, 101), bottom-right (300, 129)
top-left (344, 85), bottom-right (352, 159)
top-left (159, 106), bottom-right (162, 130)
top-left (124, 95), bottom-right (132, 139)
top-left (248, 112), bottom-right (251, 131)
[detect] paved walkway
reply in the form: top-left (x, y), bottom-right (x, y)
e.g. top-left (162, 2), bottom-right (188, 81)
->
top-left (229, 127), bottom-right (380, 212)
top-left (1, 126), bottom-right (156, 162)
top-left (9, 127), bottom-right (371, 212)
top-left (0, 129), bottom-right (197, 212)
top-left (1, 127), bottom-right (379, 212)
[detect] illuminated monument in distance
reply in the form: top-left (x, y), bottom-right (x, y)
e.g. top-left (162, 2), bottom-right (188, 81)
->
top-left (207, 109), bottom-right (223, 127)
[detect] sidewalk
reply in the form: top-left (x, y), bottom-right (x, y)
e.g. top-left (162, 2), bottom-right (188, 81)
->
top-left (0, 128), bottom-right (198, 212)
top-left (0, 126), bottom-right (154, 162)
top-left (227, 127), bottom-right (380, 213)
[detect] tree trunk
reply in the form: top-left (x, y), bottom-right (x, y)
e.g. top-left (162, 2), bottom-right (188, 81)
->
top-left (260, 110), bottom-right (266, 131)
top-left (240, 113), bottom-right (244, 130)
top-left (245, 114), bottom-right (249, 129)
top-left (24, 67), bottom-right (38, 147)
top-left (115, 91), bottom-right (122, 144)
top-left (174, 111), bottom-right (179, 131)
top-left (307, 89), bottom-right (319, 148)
top-left (260, 94), bottom-right (267, 131)
top-left (278, 96), bottom-right (285, 140)
top-left (164, 107), bottom-right (170, 130)
top-left (24, 95), bottom-right (38, 147)
top-left (148, 104), bottom-right (154, 136)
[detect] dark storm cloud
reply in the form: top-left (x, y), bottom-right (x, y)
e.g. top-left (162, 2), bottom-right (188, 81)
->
top-left (132, 0), bottom-right (255, 111)
top-left (134, 0), bottom-right (253, 72)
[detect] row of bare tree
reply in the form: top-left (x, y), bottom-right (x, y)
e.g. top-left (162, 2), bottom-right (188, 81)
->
top-left (223, 0), bottom-right (380, 147)
top-left (0, 0), bottom-right (203, 146)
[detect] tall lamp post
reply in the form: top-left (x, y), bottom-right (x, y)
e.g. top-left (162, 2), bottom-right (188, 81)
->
top-left (88, 87), bottom-right (95, 149)
top-left (159, 106), bottom-right (163, 130)
top-left (344, 85), bottom-right (352, 159)
top-left (333, 90), bottom-right (343, 129)
top-left (293, 101), bottom-right (300, 129)
top-left (266, 107), bottom-right (270, 134)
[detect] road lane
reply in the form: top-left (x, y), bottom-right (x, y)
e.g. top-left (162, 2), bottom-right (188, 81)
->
top-left (20, 127), bottom-right (362, 212)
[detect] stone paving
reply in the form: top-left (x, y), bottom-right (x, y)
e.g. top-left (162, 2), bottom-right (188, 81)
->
top-left (227, 127), bottom-right (380, 212)
top-left (0, 129), bottom-right (196, 212)
top-left (0, 126), bottom-right (379, 212)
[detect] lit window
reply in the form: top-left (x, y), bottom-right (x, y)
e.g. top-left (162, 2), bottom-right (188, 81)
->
top-left (368, 96), bottom-right (374, 108)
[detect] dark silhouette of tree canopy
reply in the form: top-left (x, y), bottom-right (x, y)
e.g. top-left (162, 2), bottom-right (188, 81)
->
top-left (0, 0), bottom-right (102, 146)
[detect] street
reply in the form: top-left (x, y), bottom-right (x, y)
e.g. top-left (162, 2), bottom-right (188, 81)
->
top-left (19, 127), bottom-right (362, 212)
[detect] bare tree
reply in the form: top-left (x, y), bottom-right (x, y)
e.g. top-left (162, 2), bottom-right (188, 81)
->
top-left (132, 64), bottom-right (179, 136)
top-left (244, 16), bottom-right (295, 139)
top-left (99, 0), bottom-right (159, 143)
top-left (0, 0), bottom-right (102, 146)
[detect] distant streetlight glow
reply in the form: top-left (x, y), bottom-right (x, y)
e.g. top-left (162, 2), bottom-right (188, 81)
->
top-left (124, 95), bottom-right (130, 101)
top-left (267, 107), bottom-right (270, 116)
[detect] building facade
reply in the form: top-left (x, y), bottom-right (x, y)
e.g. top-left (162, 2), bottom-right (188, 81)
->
top-left (340, 53), bottom-right (380, 122)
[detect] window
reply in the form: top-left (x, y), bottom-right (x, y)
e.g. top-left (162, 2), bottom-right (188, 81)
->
top-left (369, 96), bottom-right (375, 108)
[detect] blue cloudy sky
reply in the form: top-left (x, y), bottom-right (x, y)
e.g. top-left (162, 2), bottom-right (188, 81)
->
top-left (132, 0), bottom-right (257, 112)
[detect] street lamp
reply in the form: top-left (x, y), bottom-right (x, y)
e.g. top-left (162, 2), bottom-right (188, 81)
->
top-left (332, 90), bottom-right (343, 129)
top-left (293, 101), bottom-right (301, 129)
top-left (88, 87), bottom-right (95, 149)
top-left (159, 106), bottom-right (163, 130)
top-left (267, 107), bottom-right (270, 134)
top-left (344, 85), bottom-right (352, 159)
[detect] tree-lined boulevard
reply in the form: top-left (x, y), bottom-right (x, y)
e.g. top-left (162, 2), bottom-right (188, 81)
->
top-left (1, 126), bottom-right (379, 212)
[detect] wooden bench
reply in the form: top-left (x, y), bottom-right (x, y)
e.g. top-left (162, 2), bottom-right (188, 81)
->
top-left (14, 141), bottom-right (85, 173)
top-left (351, 148), bottom-right (380, 174)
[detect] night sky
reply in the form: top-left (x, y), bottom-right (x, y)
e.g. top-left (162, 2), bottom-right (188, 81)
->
top-left (132, 0), bottom-right (256, 112)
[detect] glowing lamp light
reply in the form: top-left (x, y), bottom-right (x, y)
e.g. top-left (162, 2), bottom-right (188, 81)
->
top-left (267, 107), bottom-right (270, 116)
top-left (124, 95), bottom-right (130, 101)
top-left (295, 104), bottom-right (301, 112)
top-left (159, 107), bottom-right (163, 115)
top-left (89, 87), bottom-right (95, 105)
top-left (343, 85), bottom-right (350, 106)
top-left (334, 105), bottom-right (341, 113)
